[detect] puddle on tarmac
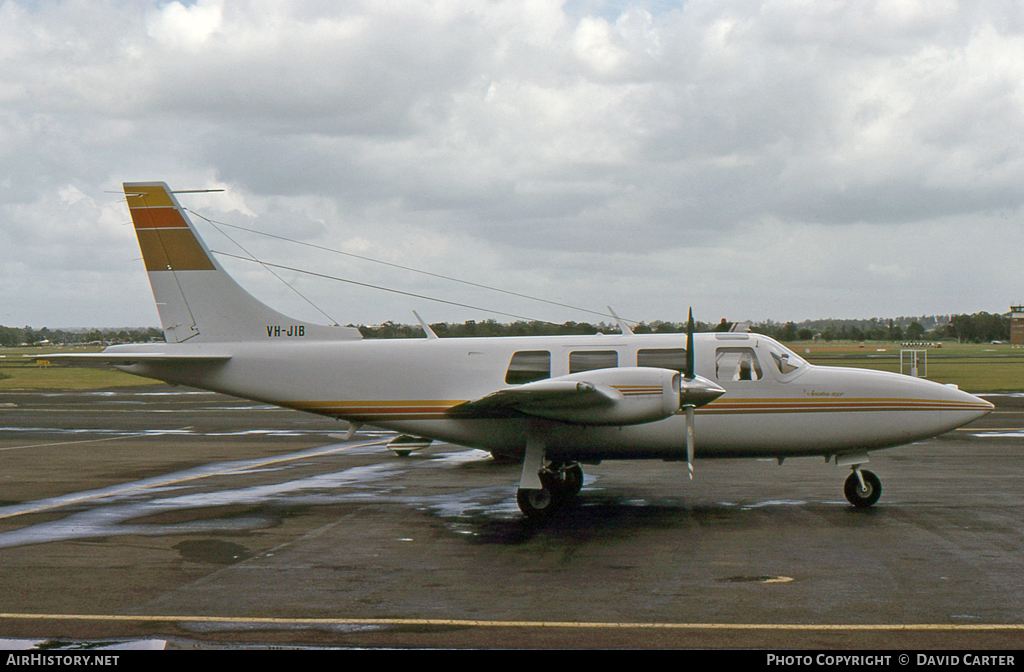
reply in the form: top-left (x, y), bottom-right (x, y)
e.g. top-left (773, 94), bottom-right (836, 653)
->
top-left (718, 575), bottom-right (794, 584)
top-left (174, 539), bottom-right (253, 565)
top-left (0, 434), bottom-right (807, 550)
top-left (741, 499), bottom-right (807, 510)
top-left (0, 638), bottom-right (167, 650)
top-left (0, 427), bottom-right (364, 438)
top-left (0, 442), bottom-right (524, 548)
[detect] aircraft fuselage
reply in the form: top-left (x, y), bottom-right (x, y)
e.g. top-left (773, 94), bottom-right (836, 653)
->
top-left (110, 331), bottom-right (992, 463)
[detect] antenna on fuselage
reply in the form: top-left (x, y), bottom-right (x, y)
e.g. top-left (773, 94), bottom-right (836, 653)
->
top-left (413, 310), bottom-right (439, 340)
top-left (607, 306), bottom-right (633, 335)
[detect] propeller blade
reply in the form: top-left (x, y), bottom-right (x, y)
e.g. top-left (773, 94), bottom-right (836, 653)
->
top-left (686, 405), bottom-right (694, 480)
top-left (678, 308), bottom-right (724, 481)
top-left (685, 307), bottom-right (695, 379)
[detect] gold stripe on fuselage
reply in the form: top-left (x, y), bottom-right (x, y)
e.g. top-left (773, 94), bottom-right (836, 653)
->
top-left (700, 397), bottom-right (991, 415)
top-left (287, 396), bottom-right (988, 422)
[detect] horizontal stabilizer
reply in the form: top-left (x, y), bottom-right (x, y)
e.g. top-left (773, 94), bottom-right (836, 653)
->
top-left (28, 352), bottom-right (231, 365)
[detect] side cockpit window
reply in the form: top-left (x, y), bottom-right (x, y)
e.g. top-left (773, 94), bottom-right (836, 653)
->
top-left (715, 347), bottom-right (763, 382)
top-left (505, 351), bottom-right (551, 385)
top-left (771, 350), bottom-right (799, 375)
top-left (767, 344), bottom-right (807, 377)
top-left (637, 348), bottom-right (687, 373)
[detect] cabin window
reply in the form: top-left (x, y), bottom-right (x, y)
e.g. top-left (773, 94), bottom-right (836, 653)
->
top-left (505, 351), bottom-right (551, 385)
top-left (637, 348), bottom-right (687, 373)
top-left (715, 347), bottom-right (763, 381)
top-left (569, 350), bottom-right (618, 373)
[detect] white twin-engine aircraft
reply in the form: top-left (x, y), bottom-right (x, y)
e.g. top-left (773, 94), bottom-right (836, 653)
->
top-left (56, 182), bottom-right (994, 517)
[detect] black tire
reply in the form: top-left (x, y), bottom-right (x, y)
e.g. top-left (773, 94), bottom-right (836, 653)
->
top-left (517, 486), bottom-right (555, 518)
top-left (844, 470), bottom-right (882, 508)
top-left (561, 465), bottom-right (584, 497)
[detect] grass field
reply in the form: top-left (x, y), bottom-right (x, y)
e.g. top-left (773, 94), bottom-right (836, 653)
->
top-left (2, 340), bottom-right (1021, 392)
top-left (785, 341), bottom-right (1024, 392)
top-left (0, 346), bottom-right (160, 390)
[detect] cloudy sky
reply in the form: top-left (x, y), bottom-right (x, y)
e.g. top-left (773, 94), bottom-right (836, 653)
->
top-left (2, 0), bottom-right (1024, 329)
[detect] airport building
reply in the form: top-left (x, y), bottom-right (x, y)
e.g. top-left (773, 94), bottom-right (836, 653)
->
top-left (1011, 305), bottom-right (1024, 346)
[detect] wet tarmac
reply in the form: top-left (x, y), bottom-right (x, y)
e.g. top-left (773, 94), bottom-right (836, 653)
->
top-left (0, 387), bottom-right (1023, 649)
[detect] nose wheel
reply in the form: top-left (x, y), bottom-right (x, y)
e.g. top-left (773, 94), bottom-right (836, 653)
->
top-left (844, 468), bottom-right (881, 508)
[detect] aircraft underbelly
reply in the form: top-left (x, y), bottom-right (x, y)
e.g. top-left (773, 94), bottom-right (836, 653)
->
top-left (367, 406), bottom-right (952, 461)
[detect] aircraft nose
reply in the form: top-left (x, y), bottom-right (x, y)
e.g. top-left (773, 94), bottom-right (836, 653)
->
top-left (809, 366), bottom-right (994, 442)
top-left (937, 383), bottom-right (993, 430)
top-left (963, 388), bottom-right (993, 419)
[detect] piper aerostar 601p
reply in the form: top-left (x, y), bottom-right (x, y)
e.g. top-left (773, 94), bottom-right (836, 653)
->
top-left (49, 182), bottom-right (994, 518)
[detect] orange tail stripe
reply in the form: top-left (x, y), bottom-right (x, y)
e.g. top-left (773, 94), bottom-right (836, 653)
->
top-left (129, 206), bottom-right (190, 230)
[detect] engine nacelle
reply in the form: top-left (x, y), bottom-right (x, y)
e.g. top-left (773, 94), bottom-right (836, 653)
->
top-left (518, 366), bottom-right (681, 426)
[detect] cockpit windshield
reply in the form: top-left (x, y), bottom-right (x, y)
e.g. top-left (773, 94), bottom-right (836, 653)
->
top-left (766, 342), bottom-right (809, 376)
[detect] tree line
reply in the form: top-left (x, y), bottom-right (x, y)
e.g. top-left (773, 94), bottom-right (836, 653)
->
top-left (356, 318), bottom-right (703, 340)
top-left (0, 310), bottom-right (1011, 346)
top-left (0, 326), bottom-right (163, 347)
top-left (358, 311), bottom-right (1010, 343)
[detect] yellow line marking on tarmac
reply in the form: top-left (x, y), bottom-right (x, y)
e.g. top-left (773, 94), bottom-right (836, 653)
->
top-left (0, 613), bottom-right (1022, 631)
top-left (0, 439), bottom-right (389, 522)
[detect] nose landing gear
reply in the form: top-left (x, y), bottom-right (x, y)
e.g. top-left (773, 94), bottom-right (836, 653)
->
top-left (844, 467), bottom-right (882, 508)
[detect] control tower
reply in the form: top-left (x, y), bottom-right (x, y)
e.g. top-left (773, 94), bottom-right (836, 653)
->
top-left (1011, 305), bottom-right (1024, 346)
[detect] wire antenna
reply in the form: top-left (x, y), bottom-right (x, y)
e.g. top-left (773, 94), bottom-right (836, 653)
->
top-left (186, 209), bottom-right (635, 325)
top-left (204, 221), bottom-right (342, 326)
top-left (211, 250), bottom-right (560, 324)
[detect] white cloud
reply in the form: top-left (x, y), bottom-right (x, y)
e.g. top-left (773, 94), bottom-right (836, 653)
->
top-left (1, 0), bottom-right (1023, 328)
top-left (147, 0), bottom-right (224, 50)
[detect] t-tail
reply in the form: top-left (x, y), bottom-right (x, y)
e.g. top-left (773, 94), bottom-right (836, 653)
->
top-left (123, 182), bottom-right (362, 343)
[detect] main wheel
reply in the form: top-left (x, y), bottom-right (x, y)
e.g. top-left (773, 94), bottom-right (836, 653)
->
top-left (561, 464), bottom-right (584, 497)
top-left (517, 471), bottom-right (568, 518)
top-left (517, 486), bottom-right (555, 518)
top-left (844, 469), bottom-right (882, 508)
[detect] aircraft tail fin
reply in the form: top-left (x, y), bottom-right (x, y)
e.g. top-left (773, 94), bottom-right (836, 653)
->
top-left (123, 182), bottom-right (362, 343)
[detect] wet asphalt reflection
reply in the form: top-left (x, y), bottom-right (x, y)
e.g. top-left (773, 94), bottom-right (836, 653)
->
top-left (0, 437), bottom-right (539, 548)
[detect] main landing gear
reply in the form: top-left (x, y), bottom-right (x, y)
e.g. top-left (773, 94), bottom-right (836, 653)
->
top-left (516, 462), bottom-right (584, 519)
top-left (844, 467), bottom-right (882, 508)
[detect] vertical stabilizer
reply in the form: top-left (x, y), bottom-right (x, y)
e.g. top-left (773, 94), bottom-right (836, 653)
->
top-left (124, 182), bottom-right (362, 343)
